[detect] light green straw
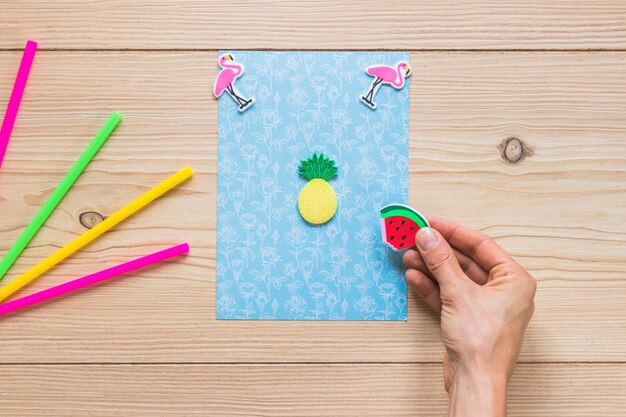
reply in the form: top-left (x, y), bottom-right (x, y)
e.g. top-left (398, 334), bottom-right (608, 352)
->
top-left (0, 112), bottom-right (122, 281)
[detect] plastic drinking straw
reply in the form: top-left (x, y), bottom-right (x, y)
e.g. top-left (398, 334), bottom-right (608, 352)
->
top-left (0, 40), bottom-right (38, 169)
top-left (0, 112), bottom-right (122, 281)
top-left (0, 166), bottom-right (193, 302)
top-left (0, 243), bottom-right (189, 316)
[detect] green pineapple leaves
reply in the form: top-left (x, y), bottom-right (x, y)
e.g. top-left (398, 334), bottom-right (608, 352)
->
top-left (298, 152), bottom-right (338, 182)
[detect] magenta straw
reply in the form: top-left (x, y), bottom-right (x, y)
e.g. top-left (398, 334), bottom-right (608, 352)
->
top-left (0, 40), bottom-right (37, 169)
top-left (0, 243), bottom-right (189, 316)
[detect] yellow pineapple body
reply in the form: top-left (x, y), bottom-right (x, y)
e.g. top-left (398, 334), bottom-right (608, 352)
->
top-left (298, 178), bottom-right (337, 225)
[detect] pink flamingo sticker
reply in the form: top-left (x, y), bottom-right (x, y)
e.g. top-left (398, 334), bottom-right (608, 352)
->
top-left (213, 53), bottom-right (255, 112)
top-left (360, 61), bottom-right (411, 110)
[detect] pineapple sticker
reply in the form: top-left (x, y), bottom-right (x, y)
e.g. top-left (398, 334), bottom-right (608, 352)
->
top-left (298, 153), bottom-right (338, 225)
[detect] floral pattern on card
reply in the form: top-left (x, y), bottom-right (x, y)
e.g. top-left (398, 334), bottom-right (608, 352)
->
top-left (217, 51), bottom-right (410, 320)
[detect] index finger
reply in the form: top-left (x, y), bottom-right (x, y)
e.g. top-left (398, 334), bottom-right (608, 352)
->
top-left (427, 216), bottom-right (514, 271)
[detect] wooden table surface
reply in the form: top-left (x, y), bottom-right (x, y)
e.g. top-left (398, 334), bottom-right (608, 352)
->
top-left (1, 1), bottom-right (625, 416)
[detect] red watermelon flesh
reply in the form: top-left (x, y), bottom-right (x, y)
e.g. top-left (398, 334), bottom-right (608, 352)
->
top-left (381, 216), bottom-right (420, 251)
top-left (379, 204), bottom-right (429, 251)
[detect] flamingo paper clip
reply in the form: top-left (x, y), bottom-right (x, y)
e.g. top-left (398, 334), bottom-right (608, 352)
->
top-left (359, 61), bottom-right (411, 110)
top-left (213, 53), bottom-right (255, 112)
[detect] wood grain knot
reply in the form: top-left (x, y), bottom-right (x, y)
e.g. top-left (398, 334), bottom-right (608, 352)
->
top-left (499, 137), bottom-right (533, 163)
top-left (79, 211), bottom-right (106, 229)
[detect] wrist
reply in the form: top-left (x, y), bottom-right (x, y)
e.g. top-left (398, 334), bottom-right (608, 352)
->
top-left (448, 367), bottom-right (508, 417)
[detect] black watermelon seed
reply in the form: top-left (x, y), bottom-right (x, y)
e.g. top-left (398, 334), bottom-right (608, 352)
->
top-left (401, 220), bottom-right (405, 225)
top-left (402, 235), bottom-right (406, 240)
top-left (410, 227), bottom-right (414, 231)
top-left (390, 236), bottom-right (394, 240)
top-left (399, 243), bottom-right (404, 247)
top-left (388, 220), bottom-right (393, 225)
top-left (395, 227), bottom-right (400, 231)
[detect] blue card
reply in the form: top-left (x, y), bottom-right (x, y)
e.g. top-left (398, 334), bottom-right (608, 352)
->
top-left (216, 51), bottom-right (410, 320)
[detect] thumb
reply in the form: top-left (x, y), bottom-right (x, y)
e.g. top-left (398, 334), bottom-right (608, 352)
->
top-left (415, 227), bottom-right (468, 291)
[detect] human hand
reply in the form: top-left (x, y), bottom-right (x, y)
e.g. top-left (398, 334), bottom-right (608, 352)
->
top-left (402, 217), bottom-right (536, 417)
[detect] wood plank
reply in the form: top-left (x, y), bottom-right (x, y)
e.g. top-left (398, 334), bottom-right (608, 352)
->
top-left (1, 1), bottom-right (626, 50)
top-left (0, 51), bottom-right (624, 363)
top-left (0, 364), bottom-right (624, 416)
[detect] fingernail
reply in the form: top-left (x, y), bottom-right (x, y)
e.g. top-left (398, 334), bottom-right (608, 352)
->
top-left (416, 227), bottom-right (438, 251)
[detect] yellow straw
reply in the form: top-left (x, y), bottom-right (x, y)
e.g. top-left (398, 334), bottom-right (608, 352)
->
top-left (0, 166), bottom-right (193, 302)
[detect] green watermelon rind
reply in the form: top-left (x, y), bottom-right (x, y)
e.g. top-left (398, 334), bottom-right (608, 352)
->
top-left (379, 204), bottom-right (429, 229)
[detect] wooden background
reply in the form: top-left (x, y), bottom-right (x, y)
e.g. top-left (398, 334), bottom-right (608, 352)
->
top-left (1, 1), bottom-right (625, 415)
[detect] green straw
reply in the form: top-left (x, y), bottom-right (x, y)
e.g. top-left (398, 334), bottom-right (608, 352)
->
top-left (0, 112), bottom-right (122, 281)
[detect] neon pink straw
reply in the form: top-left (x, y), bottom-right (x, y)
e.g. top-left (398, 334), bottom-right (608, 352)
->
top-left (0, 40), bottom-right (38, 169)
top-left (0, 243), bottom-right (189, 316)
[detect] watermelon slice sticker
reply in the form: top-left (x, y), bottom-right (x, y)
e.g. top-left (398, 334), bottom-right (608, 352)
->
top-left (380, 204), bottom-right (429, 251)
